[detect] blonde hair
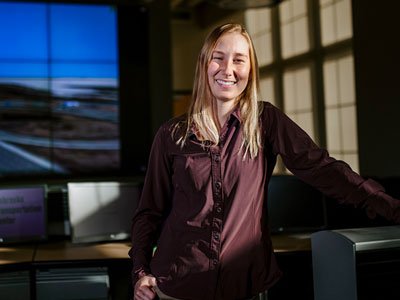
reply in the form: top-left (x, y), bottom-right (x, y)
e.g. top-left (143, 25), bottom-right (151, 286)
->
top-left (176, 23), bottom-right (262, 159)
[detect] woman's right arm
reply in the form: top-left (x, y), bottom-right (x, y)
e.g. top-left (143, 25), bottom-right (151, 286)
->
top-left (129, 124), bottom-right (173, 297)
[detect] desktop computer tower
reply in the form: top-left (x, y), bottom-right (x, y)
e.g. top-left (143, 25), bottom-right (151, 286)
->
top-left (311, 226), bottom-right (400, 300)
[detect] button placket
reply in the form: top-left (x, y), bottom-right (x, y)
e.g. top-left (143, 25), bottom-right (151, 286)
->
top-left (210, 148), bottom-right (223, 270)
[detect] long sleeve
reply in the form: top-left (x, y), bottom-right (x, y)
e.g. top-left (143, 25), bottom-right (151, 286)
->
top-left (129, 124), bottom-right (173, 285)
top-left (262, 102), bottom-right (400, 223)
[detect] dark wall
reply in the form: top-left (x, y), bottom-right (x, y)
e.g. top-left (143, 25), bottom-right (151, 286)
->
top-left (147, 0), bottom-right (172, 134)
top-left (353, 0), bottom-right (400, 177)
top-left (119, 4), bottom-right (151, 175)
top-left (119, 0), bottom-right (172, 175)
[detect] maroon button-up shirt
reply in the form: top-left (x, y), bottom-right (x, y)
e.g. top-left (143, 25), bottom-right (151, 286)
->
top-left (130, 102), bottom-right (392, 300)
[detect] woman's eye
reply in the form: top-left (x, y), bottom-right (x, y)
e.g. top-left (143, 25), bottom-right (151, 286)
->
top-left (212, 56), bottom-right (222, 60)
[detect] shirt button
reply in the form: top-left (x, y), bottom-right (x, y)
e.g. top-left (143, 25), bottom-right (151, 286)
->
top-left (213, 233), bottom-right (220, 240)
top-left (215, 181), bottom-right (221, 189)
top-left (212, 259), bottom-right (218, 266)
top-left (213, 220), bottom-right (220, 228)
top-left (216, 207), bottom-right (222, 213)
top-left (214, 154), bottom-right (221, 162)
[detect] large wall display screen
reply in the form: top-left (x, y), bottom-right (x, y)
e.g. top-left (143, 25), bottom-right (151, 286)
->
top-left (0, 2), bottom-right (119, 177)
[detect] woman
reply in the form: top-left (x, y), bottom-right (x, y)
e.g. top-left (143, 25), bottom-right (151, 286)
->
top-left (130, 23), bottom-right (400, 300)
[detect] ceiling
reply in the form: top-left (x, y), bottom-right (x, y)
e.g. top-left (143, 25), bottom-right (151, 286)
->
top-left (170, 0), bottom-right (283, 22)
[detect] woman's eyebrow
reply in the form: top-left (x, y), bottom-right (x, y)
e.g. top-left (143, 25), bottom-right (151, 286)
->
top-left (235, 53), bottom-right (249, 58)
top-left (212, 50), bottom-right (248, 58)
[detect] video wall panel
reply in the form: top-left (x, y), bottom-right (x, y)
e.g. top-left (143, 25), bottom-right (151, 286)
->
top-left (0, 2), bottom-right (119, 176)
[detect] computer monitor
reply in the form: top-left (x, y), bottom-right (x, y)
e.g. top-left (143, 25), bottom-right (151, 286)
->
top-left (67, 181), bottom-right (141, 243)
top-left (267, 175), bottom-right (327, 234)
top-left (0, 185), bottom-right (47, 244)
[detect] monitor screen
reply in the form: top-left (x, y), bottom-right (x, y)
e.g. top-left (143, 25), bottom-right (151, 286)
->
top-left (267, 175), bottom-right (327, 234)
top-left (67, 181), bottom-right (141, 243)
top-left (0, 185), bottom-right (47, 244)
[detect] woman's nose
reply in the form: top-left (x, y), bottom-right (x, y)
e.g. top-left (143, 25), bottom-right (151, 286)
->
top-left (221, 60), bottom-right (233, 77)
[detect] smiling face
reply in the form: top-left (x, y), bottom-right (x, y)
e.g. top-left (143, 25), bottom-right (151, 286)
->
top-left (207, 32), bottom-right (251, 104)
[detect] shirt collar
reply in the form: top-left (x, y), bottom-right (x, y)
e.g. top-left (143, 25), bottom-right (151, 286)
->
top-left (187, 105), bottom-right (242, 139)
top-left (230, 105), bottom-right (242, 122)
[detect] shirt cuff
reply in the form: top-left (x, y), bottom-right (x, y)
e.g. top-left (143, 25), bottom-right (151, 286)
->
top-left (132, 267), bottom-right (152, 287)
top-left (343, 178), bottom-right (385, 207)
top-left (363, 191), bottom-right (400, 223)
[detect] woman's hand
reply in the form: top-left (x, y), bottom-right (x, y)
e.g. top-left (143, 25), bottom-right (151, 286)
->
top-left (364, 191), bottom-right (400, 224)
top-left (134, 275), bottom-right (157, 300)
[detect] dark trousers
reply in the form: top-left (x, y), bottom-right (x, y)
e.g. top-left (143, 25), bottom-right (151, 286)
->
top-left (155, 286), bottom-right (268, 300)
top-left (250, 292), bottom-right (268, 300)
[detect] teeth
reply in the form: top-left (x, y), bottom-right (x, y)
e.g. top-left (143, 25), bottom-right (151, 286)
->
top-left (216, 79), bottom-right (236, 86)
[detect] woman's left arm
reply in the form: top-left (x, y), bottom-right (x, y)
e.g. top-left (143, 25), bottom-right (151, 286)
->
top-left (262, 102), bottom-right (400, 223)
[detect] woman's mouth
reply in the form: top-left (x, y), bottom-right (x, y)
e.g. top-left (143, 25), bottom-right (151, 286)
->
top-left (216, 79), bottom-right (237, 86)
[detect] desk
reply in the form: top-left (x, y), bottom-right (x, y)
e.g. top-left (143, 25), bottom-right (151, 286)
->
top-left (0, 234), bottom-right (311, 265)
top-left (271, 233), bottom-right (312, 252)
top-left (0, 242), bottom-right (130, 266)
top-left (0, 245), bottom-right (34, 265)
top-left (34, 241), bottom-right (130, 262)
top-left (269, 233), bottom-right (314, 300)
top-left (1, 241), bottom-right (132, 300)
top-left (0, 235), bottom-right (313, 300)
